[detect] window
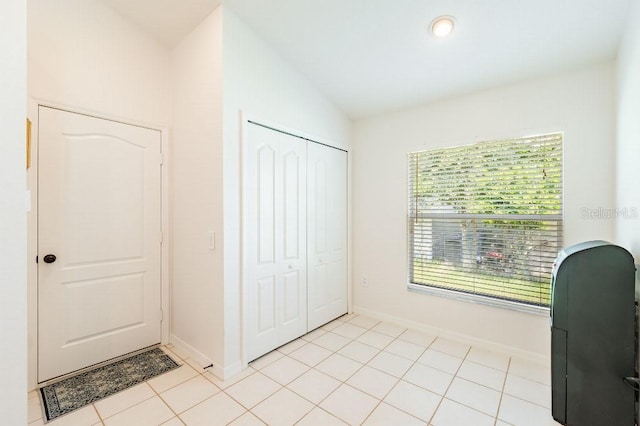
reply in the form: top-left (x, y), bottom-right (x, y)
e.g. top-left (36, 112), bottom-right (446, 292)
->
top-left (408, 133), bottom-right (562, 308)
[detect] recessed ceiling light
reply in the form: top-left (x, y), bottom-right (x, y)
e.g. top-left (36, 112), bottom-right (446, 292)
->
top-left (430, 16), bottom-right (455, 38)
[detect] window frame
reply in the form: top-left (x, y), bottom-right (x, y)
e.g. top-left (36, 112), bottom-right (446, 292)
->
top-left (406, 133), bottom-right (563, 314)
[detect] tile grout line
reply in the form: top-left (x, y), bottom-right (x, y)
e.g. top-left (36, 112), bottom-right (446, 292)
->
top-left (495, 357), bottom-right (512, 426)
top-left (91, 404), bottom-right (105, 426)
top-left (180, 374), bottom-right (253, 426)
top-left (238, 328), bottom-right (344, 424)
top-left (293, 406), bottom-right (344, 426)
top-left (311, 317), bottom-right (394, 424)
top-left (277, 316), bottom-right (384, 423)
top-left (102, 346), bottom-right (215, 424)
top-left (443, 353), bottom-right (514, 422)
top-left (287, 321), bottom-right (372, 419)
top-left (424, 342), bottom-right (518, 424)
top-left (130, 366), bottom-right (185, 424)
top-left (427, 343), bottom-right (471, 425)
top-left (334, 318), bottom-right (488, 425)
top-left (359, 328), bottom-right (433, 425)
top-left (153, 380), bottom-right (190, 424)
top-left (222, 370), bottom-right (283, 412)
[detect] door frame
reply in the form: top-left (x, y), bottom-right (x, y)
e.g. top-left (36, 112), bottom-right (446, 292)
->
top-left (240, 112), bottom-right (352, 368)
top-left (26, 100), bottom-right (170, 389)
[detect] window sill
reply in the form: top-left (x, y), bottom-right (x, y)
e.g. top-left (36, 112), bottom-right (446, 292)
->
top-left (407, 283), bottom-right (550, 316)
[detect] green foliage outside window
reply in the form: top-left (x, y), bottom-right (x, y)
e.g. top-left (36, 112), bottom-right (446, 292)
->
top-left (409, 133), bottom-right (563, 307)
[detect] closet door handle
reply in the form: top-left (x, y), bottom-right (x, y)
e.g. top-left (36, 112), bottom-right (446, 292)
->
top-left (288, 264), bottom-right (293, 270)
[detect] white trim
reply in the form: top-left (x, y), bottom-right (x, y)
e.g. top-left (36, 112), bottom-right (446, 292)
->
top-left (27, 100), bottom-right (170, 390)
top-left (407, 283), bottom-right (551, 316)
top-left (26, 99), bottom-right (39, 391)
top-left (347, 150), bottom-right (353, 316)
top-left (169, 334), bottom-right (213, 372)
top-left (239, 111), bottom-right (352, 368)
top-left (352, 304), bottom-right (551, 367)
top-left (219, 361), bottom-right (243, 381)
top-left (240, 112), bottom-right (250, 369)
top-left (169, 334), bottom-right (242, 380)
top-left (26, 97), bottom-right (166, 131)
top-left (160, 127), bottom-right (170, 346)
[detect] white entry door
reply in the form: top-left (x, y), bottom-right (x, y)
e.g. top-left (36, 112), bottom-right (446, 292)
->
top-left (38, 107), bottom-right (162, 382)
top-left (245, 123), bottom-right (307, 362)
top-left (307, 142), bottom-right (348, 330)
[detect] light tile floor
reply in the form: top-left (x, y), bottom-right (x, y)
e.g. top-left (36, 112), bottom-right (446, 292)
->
top-left (28, 313), bottom-right (561, 425)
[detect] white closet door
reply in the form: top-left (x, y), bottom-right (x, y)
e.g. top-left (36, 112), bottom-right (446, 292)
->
top-left (307, 142), bottom-right (348, 331)
top-left (245, 123), bottom-right (307, 362)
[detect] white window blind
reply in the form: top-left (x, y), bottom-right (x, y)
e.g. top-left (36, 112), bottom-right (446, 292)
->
top-left (408, 133), bottom-right (563, 307)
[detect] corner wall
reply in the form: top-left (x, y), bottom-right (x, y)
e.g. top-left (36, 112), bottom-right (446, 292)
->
top-left (169, 6), bottom-right (224, 369)
top-left (616, 9), bottom-right (640, 423)
top-left (0, 0), bottom-right (27, 423)
top-left (352, 63), bottom-right (616, 359)
top-left (222, 7), bottom-right (352, 373)
top-left (616, 1), bottom-right (640, 264)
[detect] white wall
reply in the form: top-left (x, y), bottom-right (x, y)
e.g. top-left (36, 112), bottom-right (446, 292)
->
top-left (616, 11), bottom-right (640, 423)
top-left (616, 1), bottom-right (640, 264)
top-left (27, 0), bottom-right (172, 387)
top-left (222, 7), bottom-right (352, 373)
top-left (169, 6), bottom-right (225, 369)
top-left (352, 63), bottom-right (616, 359)
top-left (0, 0), bottom-right (27, 423)
top-left (24, 0), bottom-right (351, 381)
top-left (28, 0), bottom-right (171, 126)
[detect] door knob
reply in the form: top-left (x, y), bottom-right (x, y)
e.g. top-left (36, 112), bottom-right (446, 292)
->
top-left (43, 254), bottom-right (57, 264)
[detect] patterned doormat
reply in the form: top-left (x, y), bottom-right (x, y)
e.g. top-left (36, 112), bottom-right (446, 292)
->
top-left (40, 347), bottom-right (179, 422)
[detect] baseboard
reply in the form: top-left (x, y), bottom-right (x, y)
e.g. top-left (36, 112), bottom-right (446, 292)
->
top-left (169, 334), bottom-right (244, 380)
top-left (168, 334), bottom-right (215, 371)
top-left (352, 305), bottom-right (550, 367)
top-left (220, 360), bottom-right (243, 381)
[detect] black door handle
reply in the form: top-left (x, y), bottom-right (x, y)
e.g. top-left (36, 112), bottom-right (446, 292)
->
top-left (43, 254), bottom-right (57, 264)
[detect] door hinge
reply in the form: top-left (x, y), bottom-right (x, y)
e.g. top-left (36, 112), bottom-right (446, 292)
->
top-left (160, 308), bottom-right (164, 323)
top-left (160, 153), bottom-right (165, 165)
top-left (160, 232), bottom-right (164, 243)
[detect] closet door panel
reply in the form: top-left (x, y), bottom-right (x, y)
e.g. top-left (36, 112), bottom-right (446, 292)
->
top-left (283, 271), bottom-right (301, 324)
top-left (257, 276), bottom-right (276, 334)
top-left (246, 123), bottom-right (307, 362)
top-left (330, 259), bottom-right (346, 308)
top-left (246, 126), bottom-right (280, 359)
top-left (308, 143), bottom-right (348, 330)
top-left (310, 263), bottom-right (329, 310)
top-left (307, 154), bottom-right (328, 326)
top-left (257, 146), bottom-right (276, 264)
top-left (328, 147), bottom-right (348, 317)
top-left (312, 159), bottom-right (328, 254)
top-left (283, 151), bottom-right (301, 260)
top-left (277, 134), bottom-right (307, 344)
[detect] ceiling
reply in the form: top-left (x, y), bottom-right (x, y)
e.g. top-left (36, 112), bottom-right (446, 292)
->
top-left (101, 0), bottom-right (222, 47)
top-left (101, 0), bottom-right (632, 120)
